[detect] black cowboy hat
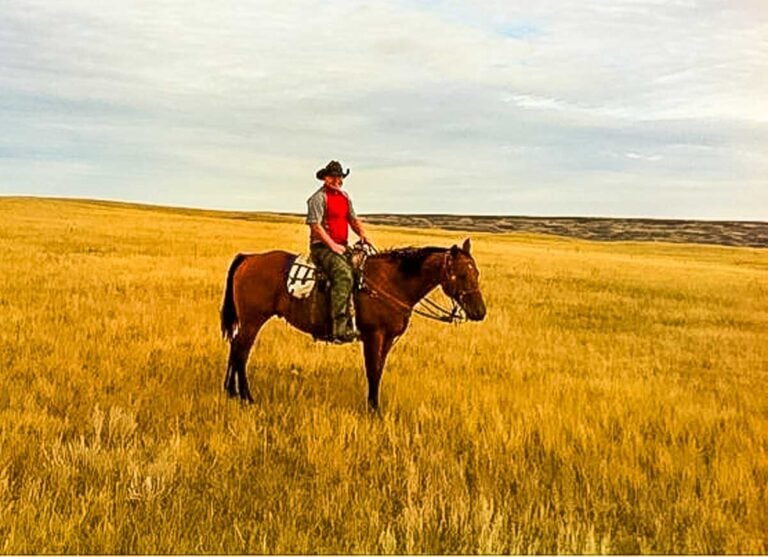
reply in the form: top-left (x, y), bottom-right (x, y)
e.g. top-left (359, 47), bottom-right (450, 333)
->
top-left (316, 160), bottom-right (350, 180)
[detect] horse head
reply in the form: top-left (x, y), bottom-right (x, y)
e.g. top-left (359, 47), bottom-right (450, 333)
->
top-left (440, 238), bottom-right (487, 321)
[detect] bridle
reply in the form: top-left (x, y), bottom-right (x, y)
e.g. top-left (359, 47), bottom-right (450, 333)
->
top-left (363, 250), bottom-right (479, 324)
top-left (440, 251), bottom-right (482, 305)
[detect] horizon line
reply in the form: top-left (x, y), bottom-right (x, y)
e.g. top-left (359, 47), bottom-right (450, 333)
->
top-left (2, 194), bottom-right (767, 225)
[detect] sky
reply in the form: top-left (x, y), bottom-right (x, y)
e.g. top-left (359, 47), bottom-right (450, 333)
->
top-left (1, 0), bottom-right (766, 219)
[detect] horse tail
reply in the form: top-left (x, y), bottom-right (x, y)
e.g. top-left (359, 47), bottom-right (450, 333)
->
top-left (221, 253), bottom-right (247, 340)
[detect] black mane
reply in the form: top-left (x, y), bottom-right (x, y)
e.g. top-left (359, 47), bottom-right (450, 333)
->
top-left (372, 246), bottom-right (448, 277)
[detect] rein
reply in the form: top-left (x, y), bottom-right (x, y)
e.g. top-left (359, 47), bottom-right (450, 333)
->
top-left (361, 249), bottom-right (469, 324)
top-left (363, 275), bottom-right (464, 323)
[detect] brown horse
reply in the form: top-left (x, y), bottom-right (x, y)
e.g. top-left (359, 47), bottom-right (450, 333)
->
top-left (220, 238), bottom-right (486, 411)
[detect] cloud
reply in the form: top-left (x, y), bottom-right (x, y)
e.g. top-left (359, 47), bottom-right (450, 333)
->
top-left (624, 152), bottom-right (662, 161)
top-left (0, 0), bottom-right (766, 219)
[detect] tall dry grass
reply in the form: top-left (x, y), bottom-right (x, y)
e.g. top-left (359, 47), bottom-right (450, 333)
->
top-left (0, 197), bottom-right (766, 553)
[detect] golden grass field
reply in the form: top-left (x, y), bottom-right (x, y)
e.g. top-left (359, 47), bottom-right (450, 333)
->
top-left (0, 197), bottom-right (766, 554)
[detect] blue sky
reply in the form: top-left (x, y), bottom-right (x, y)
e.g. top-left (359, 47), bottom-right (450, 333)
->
top-left (1, 0), bottom-right (766, 219)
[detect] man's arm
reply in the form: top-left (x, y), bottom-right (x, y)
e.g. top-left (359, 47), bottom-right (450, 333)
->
top-left (309, 223), bottom-right (346, 255)
top-left (346, 195), bottom-right (370, 244)
top-left (350, 218), bottom-right (367, 243)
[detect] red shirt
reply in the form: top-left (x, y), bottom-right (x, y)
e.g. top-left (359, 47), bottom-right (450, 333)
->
top-left (323, 187), bottom-right (351, 244)
top-left (306, 185), bottom-right (357, 245)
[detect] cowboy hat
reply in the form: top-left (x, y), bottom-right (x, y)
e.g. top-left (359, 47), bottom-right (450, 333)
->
top-left (316, 160), bottom-right (350, 180)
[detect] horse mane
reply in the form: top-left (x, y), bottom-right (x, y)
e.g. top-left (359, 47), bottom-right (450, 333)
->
top-left (370, 246), bottom-right (448, 277)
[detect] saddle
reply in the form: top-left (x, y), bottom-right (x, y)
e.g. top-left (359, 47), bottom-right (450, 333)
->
top-left (286, 253), bottom-right (322, 299)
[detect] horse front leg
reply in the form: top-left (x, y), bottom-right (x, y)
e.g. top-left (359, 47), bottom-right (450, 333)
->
top-left (362, 330), bottom-right (394, 412)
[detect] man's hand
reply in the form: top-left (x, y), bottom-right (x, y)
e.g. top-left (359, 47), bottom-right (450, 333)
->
top-left (329, 241), bottom-right (347, 255)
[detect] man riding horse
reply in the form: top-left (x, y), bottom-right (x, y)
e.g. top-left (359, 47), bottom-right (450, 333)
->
top-left (220, 161), bottom-right (486, 410)
top-left (306, 160), bottom-right (370, 344)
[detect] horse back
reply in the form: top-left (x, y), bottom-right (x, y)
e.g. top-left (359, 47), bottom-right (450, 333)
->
top-left (228, 250), bottom-right (329, 337)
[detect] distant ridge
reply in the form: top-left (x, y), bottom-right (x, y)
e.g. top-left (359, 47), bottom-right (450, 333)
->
top-left (3, 196), bottom-right (766, 248)
top-left (360, 214), bottom-right (768, 248)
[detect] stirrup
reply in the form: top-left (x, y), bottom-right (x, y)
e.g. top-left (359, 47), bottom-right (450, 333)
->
top-left (331, 331), bottom-right (360, 344)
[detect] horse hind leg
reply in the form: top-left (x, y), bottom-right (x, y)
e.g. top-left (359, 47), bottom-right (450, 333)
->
top-left (224, 349), bottom-right (240, 399)
top-left (224, 318), bottom-right (266, 403)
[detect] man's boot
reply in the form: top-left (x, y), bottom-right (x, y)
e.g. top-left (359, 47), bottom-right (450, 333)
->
top-left (331, 313), bottom-right (359, 344)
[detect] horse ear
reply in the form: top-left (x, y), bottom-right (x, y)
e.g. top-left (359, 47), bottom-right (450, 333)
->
top-left (450, 244), bottom-right (460, 257)
top-left (462, 238), bottom-right (471, 253)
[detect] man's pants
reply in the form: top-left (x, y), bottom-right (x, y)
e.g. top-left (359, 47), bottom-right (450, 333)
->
top-left (310, 243), bottom-right (353, 324)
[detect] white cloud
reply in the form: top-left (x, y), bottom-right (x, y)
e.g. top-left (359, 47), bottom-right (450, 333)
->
top-left (624, 152), bottom-right (662, 161)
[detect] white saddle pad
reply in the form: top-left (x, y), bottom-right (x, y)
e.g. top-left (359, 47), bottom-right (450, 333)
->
top-left (286, 254), bottom-right (317, 299)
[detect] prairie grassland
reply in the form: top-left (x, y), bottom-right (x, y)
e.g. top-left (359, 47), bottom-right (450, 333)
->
top-left (0, 197), bottom-right (766, 554)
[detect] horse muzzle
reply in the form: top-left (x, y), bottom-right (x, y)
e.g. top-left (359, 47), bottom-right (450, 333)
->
top-left (460, 294), bottom-right (486, 321)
